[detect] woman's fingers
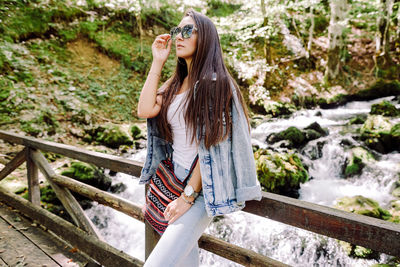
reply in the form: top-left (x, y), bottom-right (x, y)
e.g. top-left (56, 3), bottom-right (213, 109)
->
top-left (164, 198), bottom-right (192, 224)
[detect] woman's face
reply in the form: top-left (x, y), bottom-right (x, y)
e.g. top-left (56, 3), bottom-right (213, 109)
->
top-left (174, 16), bottom-right (198, 60)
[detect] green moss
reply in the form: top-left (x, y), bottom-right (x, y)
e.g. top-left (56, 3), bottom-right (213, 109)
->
top-left (254, 149), bottom-right (308, 195)
top-left (62, 162), bottom-right (95, 181)
top-left (61, 161), bottom-right (112, 190)
top-left (277, 127), bottom-right (306, 147)
top-left (335, 195), bottom-right (392, 220)
top-left (345, 156), bottom-right (363, 177)
top-left (93, 125), bottom-right (133, 148)
top-left (349, 116), bottom-right (366, 125)
top-left (130, 124), bottom-right (142, 139)
top-left (370, 101), bottom-right (400, 117)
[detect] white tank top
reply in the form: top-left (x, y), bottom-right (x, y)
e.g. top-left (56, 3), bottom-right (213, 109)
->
top-left (167, 90), bottom-right (198, 170)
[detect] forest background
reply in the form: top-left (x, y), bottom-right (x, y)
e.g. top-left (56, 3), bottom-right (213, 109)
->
top-left (0, 0), bottom-right (399, 142)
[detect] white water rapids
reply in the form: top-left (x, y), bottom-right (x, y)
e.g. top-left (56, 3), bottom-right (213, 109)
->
top-left (85, 96), bottom-right (400, 266)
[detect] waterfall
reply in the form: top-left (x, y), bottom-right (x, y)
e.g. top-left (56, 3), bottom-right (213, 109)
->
top-left (84, 96), bottom-right (399, 266)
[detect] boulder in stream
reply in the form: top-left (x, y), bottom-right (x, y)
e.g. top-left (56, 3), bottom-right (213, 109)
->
top-left (263, 101), bottom-right (297, 117)
top-left (343, 147), bottom-right (375, 178)
top-left (267, 122), bottom-right (328, 148)
top-left (61, 161), bottom-right (112, 191)
top-left (254, 149), bottom-right (308, 198)
top-left (84, 124), bottom-right (133, 148)
top-left (370, 100), bottom-right (400, 117)
top-left (360, 116), bottom-right (400, 153)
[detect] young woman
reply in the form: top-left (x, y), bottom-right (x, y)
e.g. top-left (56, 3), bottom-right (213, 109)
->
top-left (137, 9), bottom-right (261, 267)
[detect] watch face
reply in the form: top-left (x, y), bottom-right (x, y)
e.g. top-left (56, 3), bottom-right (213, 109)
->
top-left (185, 185), bottom-right (194, 196)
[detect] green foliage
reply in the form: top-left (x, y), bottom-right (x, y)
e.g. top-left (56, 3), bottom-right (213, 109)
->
top-left (141, 5), bottom-right (182, 29)
top-left (206, 0), bottom-right (242, 18)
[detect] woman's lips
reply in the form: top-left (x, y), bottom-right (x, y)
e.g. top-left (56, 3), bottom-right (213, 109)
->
top-left (177, 44), bottom-right (184, 48)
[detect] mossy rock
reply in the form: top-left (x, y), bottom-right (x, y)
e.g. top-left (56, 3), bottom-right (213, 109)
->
top-left (360, 115), bottom-right (392, 134)
top-left (71, 109), bottom-right (92, 125)
top-left (263, 101), bottom-right (297, 118)
top-left (267, 126), bottom-right (305, 147)
top-left (267, 122), bottom-right (328, 148)
top-left (370, 101), bottom-right (400, 117)
top-left (348, 115), bottom-right (367, 125)
top-left (345, 156), bottom-right (364, 177)
top-left (130, 124), bottom-right (143, 139)
top-left (61, 161), bottom-right (112, 191)
top-left (344, 147), bottom-right (375, 177)
top-left (85, 125), bottom-right (133, 148)
top-left (254, 149), bottom-right (308, 198)
top-left (360, 117), bottom-right (400, 153)
top-left (335, 195), bottom-right (392, 220)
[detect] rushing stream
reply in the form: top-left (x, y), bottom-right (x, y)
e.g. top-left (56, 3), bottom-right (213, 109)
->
top-left (85, 96), bottom-right (400, 266)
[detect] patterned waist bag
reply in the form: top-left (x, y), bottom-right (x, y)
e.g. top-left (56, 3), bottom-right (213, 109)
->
top-left (144, 155), bottom-right (199, 235)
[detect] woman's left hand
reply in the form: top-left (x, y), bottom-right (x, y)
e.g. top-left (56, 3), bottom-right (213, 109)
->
top-left (164, 197), bottom-right (192, 224)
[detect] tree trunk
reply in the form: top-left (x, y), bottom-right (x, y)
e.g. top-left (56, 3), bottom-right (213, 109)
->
top-left (324, 0), bottom-right (348, 83)
top-left (261, 0), bottom-right (272, 89)
top-left (307, 6), bottom-right (315, 58)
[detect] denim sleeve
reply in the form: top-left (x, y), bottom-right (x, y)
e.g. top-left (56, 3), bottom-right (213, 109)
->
top-left (231, 88), bottom-right (262, 202)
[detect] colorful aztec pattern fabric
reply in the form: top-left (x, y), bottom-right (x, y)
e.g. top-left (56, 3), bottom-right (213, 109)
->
top-left (144, 155), bottom-right (198, 235)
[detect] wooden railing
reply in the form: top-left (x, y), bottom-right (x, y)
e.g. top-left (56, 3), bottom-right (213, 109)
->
top-left (0, 129), bottom-right (399, 267)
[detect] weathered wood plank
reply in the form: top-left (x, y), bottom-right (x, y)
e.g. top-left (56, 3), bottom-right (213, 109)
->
top-left (30, 149), bottom-right (102, 239)
top-left (0, 202), bottom-right (98, 267)
top-left (198, 233), bottom-right (289, 267)
top-left (0, 189), bottom-right (143, 267)
top-left (51, 174), bottom-right (144, 222)
top-left (0, 130), bottom-right (142, 177)
top-left (243, 191), bottom-right (400, 257)
top-left (0, 216), bottom-right (59, 266)
top-left (26, 148), bottom-right (40, 206)
top-left (0, 148), bottom-right (26, 181)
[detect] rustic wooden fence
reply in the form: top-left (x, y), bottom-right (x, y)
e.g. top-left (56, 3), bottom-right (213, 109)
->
top-left (0, 129), bottom-right (399, 267)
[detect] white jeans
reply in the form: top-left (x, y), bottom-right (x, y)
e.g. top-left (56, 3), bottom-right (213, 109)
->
top-left (144, 161), bottom-right (212, 267)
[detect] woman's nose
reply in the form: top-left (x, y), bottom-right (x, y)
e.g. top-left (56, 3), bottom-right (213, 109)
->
top-left (175, 33), bottom-right (184, 40)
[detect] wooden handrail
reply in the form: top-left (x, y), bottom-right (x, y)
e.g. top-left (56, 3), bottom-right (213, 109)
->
top-left (0, 130), bottom-right (143, 177)
top-left (1, 130), bottom-right (400, 265)
top-left (244, 193), bottom-right (400, 257)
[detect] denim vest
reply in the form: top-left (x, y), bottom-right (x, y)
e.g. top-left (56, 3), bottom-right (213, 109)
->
top-left (139, 86), bottom-right (262, 217)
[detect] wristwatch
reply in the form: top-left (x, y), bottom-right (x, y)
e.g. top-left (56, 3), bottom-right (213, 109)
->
top-left (183, 185), bottom-right (199, 199)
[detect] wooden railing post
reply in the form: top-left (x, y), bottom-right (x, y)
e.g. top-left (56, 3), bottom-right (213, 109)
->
top-left (144, 184), bottom-right (160, 260)
top-left (26, 148), bottom-right (40, 206)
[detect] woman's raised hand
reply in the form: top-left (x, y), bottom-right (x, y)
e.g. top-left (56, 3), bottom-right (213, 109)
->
top-left (152, 34), bottom-right (172, 64)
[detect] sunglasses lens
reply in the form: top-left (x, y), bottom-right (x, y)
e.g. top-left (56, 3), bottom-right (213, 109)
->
top-left (182, 25), bottom-right (194, 39)
top-left (170, 25), bottom-right (195, 40)
top-left (170, 27), bottom-right (180, 39)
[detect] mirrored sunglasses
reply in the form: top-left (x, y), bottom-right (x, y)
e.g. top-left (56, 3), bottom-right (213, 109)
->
top-left (170, 24), bottom-right (198, 40)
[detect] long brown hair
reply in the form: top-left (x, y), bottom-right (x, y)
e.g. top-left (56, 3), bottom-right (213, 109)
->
top-left (157, 9), bottom-right (250, 149)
